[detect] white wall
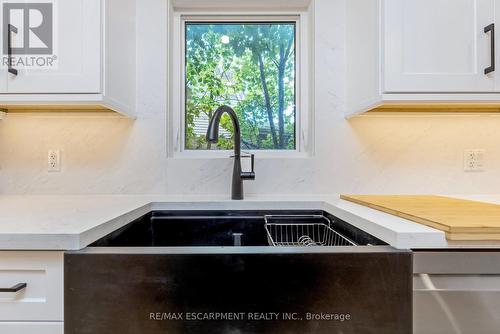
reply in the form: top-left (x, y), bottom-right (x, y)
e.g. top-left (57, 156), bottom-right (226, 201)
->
top-left (1, 0), bottom-right (500, 196)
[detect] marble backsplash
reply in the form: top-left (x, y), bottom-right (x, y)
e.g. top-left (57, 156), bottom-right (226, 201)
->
top-left (1, 0), bottom-right (499, 196)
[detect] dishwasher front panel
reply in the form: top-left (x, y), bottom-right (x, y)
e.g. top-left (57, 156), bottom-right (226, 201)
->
top-left (414, 251), bottom-right (500, 334)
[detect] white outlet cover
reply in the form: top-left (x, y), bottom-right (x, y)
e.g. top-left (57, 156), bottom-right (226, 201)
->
top-left (464, 149), bottom-right (485, 172)
top-left (48, 149), bottom-right (61, 172)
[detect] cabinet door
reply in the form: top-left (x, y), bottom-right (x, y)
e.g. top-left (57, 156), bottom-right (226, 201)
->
top-left (3, 0), bottom-right (101, 93)
top-left (384, 0), bottom-right (495, 92)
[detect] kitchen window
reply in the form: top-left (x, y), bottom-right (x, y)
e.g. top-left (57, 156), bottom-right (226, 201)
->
top-left (169, 11), bottom-right (313, 158)
top-left (185, 21), bottom-right (296, 151)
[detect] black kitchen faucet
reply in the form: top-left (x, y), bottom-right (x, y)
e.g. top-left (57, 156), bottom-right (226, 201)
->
top-left (206, 105), bottom-right (255, 200)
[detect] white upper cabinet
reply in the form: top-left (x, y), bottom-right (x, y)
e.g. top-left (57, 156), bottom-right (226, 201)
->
top-left (346, 0), bottom-right (500, 116)
top-left (384, 0), bottom-right (496, 93)
top-left (4, 0), bottom-right (101, 94)
top-left (0, 0), bottom-right (137, 118)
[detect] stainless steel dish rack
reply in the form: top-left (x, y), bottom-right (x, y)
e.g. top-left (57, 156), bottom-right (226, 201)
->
top-left (264, 215), bottom-right (356, 247)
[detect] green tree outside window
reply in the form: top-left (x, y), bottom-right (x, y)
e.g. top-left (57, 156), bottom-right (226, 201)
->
top-left (185, 22), bottom-right (296, 150)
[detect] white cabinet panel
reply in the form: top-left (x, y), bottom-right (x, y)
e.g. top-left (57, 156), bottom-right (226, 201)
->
top-left (4, 0), bottom-right (101, 93)
top-left (384, 0), bottom-right (496, 92)
top-left (0, 322), bottom-right (63, 334)
top-left (0, 251), bottom-right (63, 321)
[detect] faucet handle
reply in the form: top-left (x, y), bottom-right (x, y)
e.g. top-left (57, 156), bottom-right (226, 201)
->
top-left (244, 153), bottom-right (254, 171)
top-left (240, 153), bottom-right (255, 180)
top-left (241, 153), bottom-right (254, 171)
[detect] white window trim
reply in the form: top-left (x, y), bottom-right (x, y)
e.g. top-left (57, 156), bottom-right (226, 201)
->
top-left (167, 3), bottom-right (315, 159)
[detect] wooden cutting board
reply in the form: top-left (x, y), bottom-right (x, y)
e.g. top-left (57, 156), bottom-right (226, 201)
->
top-left (340, 195), bottom-right (500, 241)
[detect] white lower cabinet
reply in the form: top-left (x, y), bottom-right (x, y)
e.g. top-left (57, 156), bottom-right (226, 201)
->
top-left (0, 322), bottom-right (63, 334)
top-left (0, 251), bottom-right (64, 333)
top-left (0, 251), bottom-right (63, 321)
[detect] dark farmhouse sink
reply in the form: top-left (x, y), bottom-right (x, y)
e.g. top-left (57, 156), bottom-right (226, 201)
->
top-left (66, 210), bottom-right (412, 334)
top-left (89, 210), bottom-right (386, 247)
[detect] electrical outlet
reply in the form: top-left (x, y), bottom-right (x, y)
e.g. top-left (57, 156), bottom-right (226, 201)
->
top-left (48, 149), bottom-right (61, 172)
top-left (464, 149), bottom-right (485, 172)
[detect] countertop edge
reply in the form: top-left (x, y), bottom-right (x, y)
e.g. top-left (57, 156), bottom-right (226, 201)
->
top-left (0, 196), bottom-right (450, 250)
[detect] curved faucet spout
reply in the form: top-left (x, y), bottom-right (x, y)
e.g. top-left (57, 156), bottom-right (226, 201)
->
top-left (206, 105), bottom-right (241, 157)
top-left (206, 105), bottom-right (254, 200)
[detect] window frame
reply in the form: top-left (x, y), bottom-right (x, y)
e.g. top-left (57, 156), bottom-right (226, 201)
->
top-left (168, 9), bottom-right (313, 159)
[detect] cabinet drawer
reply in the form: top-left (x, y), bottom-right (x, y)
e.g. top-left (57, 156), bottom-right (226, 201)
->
top-left (0, 322), bottom-right (63, 334)
top-left (0, 252), bottom-right (63, 321)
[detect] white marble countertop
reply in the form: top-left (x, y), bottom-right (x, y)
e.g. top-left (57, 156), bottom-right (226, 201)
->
top-left (1, 194), bottom-right (499, 251)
